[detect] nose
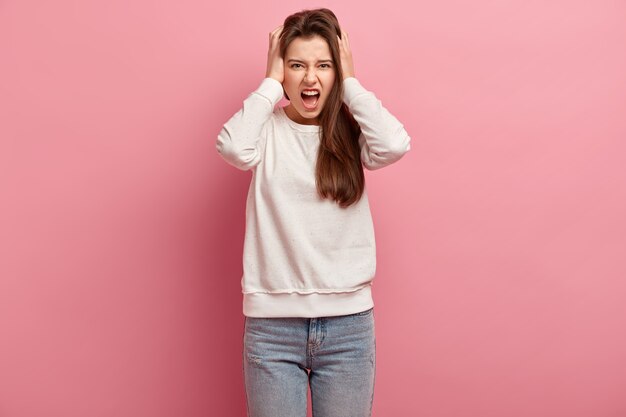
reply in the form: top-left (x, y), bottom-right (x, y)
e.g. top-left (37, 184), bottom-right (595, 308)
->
top-left (303, 70), bottom-right (317, 83)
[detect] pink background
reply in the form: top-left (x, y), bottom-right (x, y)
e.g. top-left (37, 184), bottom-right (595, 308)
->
top-left (1, 0), bottom-right (625, 416)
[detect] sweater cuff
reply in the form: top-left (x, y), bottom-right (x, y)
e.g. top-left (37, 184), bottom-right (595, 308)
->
top-left (342, 77), bottom-right (368, 107)
top-left (253, 77), bottom-right (285, 107)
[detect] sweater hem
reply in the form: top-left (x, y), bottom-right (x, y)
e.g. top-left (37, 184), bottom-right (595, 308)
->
top-left (243, 284), bottom-right (374, 318)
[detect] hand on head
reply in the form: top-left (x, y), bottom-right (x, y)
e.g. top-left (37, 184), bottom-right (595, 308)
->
top-left (266, 25), bottom-right (284, 83)
top-left (337, 29), bottom-right (355, 80)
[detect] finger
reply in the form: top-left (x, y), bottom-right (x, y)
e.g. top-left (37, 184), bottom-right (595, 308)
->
top-left (270, 25), bottom-right (283, 37)
top-left (269, 26), bottom-right (283, 46)
top-left (338, 33), bottom-right (346, 48)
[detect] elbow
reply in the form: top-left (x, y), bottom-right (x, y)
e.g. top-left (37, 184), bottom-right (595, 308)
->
top-left (391, 124), bottom-right (412, 155)
top-left (216, 138), bottom-right (260, 171)
top-left (361, 132), bottom-right (411, 171)
top-left (379, 130), bottom-right (412, 161)
top-left (362, 148), bottom-right (409, 170)
top-left (387, 132), bottom-right (411, 157)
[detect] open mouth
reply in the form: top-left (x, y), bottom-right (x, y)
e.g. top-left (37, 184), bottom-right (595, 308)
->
top-left (300, 90), bottom-right (320, 110)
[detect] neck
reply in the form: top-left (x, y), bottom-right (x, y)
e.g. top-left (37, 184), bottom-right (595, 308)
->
top-left (284, 104), bottom-right (319, 126)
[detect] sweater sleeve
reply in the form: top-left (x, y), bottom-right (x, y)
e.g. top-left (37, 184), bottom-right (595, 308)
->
top-left (216, 77), bottom-right (284, 171)
top-left (342, 77), bottom-right (411, 171)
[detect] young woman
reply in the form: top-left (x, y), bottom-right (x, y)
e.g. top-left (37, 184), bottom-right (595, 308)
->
top-left (216, 8), bottom-right (411, 417)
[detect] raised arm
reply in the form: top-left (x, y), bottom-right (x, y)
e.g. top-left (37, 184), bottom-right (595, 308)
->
top-left (216, 78), bottom-right (283, 171)
top-left (336, 30), bottom-right (411, 171)
top-left (215, 25), bottom-right (285, 171)
top-left (343, 77), bottom-right (412, 171)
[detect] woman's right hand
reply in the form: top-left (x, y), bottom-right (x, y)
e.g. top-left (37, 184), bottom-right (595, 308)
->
top-left (265, 25), bottom-right (284, 83)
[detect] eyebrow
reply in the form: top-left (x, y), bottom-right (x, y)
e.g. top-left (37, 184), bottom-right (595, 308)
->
top-left (287, 59), bottom-right (333, 64)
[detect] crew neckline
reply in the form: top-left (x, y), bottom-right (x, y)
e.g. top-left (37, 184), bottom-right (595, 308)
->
top-left (279, 106), bottom-right (320, 132)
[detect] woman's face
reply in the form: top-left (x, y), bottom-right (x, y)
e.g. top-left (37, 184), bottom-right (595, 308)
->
top-left (282, 35), bottom-right (336, 125)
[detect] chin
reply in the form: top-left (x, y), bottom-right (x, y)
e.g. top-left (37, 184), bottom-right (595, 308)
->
top-left (297, 104), bottom-right (322, 115)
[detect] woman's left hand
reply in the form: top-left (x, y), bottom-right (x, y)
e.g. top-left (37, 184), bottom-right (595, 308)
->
top-left (337, 30), bottom-right (355, 80)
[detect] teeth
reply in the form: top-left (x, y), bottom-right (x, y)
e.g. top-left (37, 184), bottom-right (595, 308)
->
top-left (302, 91), bottom-right (319, 96)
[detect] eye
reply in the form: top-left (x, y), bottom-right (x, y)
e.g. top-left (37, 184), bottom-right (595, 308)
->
top-left (290, 63), bottom-right (332, 69)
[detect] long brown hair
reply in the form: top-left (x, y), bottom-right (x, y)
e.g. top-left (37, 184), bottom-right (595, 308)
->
top-left (279, 8), bottom-right (364, 209)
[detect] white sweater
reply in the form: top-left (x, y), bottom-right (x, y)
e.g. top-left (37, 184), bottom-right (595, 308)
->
top-left (216, 77), bottom-right (411, 317)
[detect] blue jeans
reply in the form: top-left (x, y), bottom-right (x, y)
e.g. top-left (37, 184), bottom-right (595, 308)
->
top-left (242, 307), bottom-right (376, 417)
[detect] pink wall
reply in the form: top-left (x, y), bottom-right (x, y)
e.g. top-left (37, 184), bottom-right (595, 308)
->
top-left (1, 0), bottom-right (625, 416)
